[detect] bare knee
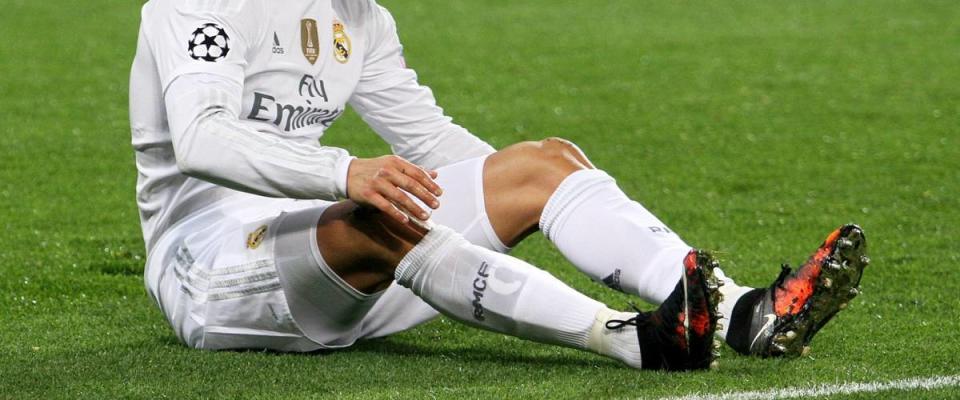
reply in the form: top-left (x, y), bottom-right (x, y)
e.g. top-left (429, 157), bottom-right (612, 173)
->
top-left (537, 137), bottom-right (595, 171)
top-left (523, 137), bottom-right (594, 181)
top-left (314, 202), bottom-right (427, 294)
top-left (482, 137), bottom-right (595, 246)
top-left (488, 137), bottom-right (594, 194)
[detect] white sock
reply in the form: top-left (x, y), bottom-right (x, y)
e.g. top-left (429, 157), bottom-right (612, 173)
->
top-left (714, 267), bottom-right (753, 339)
top-left (540, 169), bottom-right (690, 304)
top-left (540, 169), bottom-right (757, 344)
top-left (395, 225), bottom-right (643, 368)
top-left (586, 309), bottom-right (644, 368)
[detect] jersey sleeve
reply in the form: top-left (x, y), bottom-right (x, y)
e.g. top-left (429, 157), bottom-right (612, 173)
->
top-left (349, 5), bottom-right (495, 171)
top-left (141, 0), bottom-right (267, 91)
top-left (166, 73), bottom-right (353, 200)
top-left (145, 1), bottom-right (352, 200)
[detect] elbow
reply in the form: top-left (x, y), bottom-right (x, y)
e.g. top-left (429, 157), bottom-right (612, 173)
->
top-left (172, 110), bottom-right (224, 179)
top-left (175, 151), bottom-right (209, 179)
top-left (173, 130), bottom-right (217, 180)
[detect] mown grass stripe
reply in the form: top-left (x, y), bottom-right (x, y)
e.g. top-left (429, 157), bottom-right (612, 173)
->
top-left (655, 375), bottom-right (960, 400)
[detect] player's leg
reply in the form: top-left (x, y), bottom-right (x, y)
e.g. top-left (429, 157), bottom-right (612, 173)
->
top-left (307, 201), bottom-right (720, 370)
top-left (477, 137), bottom-right (869, 357)
top-left (358, 157), bottom-right (508, 339)
top-left (481, 138), bottom-right (724, 309)
top-left (355, 143), bottom-right (740, 346)
top-left (145, 197), bottom-right (337, 352)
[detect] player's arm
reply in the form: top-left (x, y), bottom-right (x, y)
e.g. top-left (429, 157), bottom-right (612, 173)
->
top-left (348, 5), bottom-right (496, 172)
top-left (165, 75), bottom-right (438, 222)
top-left (165, 74), bottom-right (348, 200)
top-left (150, 1), bottom-right (437, 222)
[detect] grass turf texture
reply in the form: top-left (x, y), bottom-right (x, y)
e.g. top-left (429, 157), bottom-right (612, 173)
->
top-left (1, 0), bottom-right (958, 398)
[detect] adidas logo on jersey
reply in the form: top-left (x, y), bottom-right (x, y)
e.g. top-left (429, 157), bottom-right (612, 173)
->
top-left (272, 32), bottom-right (285, 55)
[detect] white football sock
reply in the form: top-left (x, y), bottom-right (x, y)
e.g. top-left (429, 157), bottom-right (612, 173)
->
top-left (586, 308), bottom-right (644, 367)
top-left (540, 168), bottom-right (757, 344)
top-left (539, 169), bottom-right (690, 304)
top-left (714, 267), bottom-right (753, 339)
top-left (395, 225), bottom-right (643, 368)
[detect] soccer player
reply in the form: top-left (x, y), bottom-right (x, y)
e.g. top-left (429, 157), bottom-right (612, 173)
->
top-left (129, 0), bottom-right (869, 370)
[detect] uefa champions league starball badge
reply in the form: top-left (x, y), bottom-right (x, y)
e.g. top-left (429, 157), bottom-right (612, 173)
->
top-left (187, 23), bottom-right (230, 62)
top-left (332, 19), bottom-right (351, 63)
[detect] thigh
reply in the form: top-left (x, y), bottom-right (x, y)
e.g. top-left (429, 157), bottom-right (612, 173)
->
top-left (147, 157), bottom-right (513, 347)
top-left (430, 155), bottom-right (511, 252)
top-left (146, 195), bottom-right (375, 351)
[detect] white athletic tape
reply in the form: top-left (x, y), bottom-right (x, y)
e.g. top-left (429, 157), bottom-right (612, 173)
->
top-left (653, 375), bottom-right (960, 400)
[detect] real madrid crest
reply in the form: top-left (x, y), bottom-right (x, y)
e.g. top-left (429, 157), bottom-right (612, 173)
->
top-left (246, 225), bottom-right (268, 250)
top-left (300, 18), bottom-right (320, 65)
top-left (332, 19), bottom-right (351, 63)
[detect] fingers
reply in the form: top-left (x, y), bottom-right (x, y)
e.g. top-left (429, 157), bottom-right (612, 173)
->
top-left (386, 158), bottom-right (442, 208)
top-left (345, 156), bottom-right (444, 224)
top-left (365, 191), bottom-right (409, 224)
top-left (396, 157), bottom-right (443, 198)
top-left (373, 176), bottom-right (430, 221)
top-left (389, 171), bottom-right (439, 210)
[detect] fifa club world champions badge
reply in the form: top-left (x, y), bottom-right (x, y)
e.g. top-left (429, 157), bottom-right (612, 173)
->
top-left (301, 18), bottom-right (320, 65)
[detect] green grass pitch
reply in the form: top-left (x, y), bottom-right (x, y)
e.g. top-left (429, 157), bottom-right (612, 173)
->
top-left (1, 0), bottom-right (959, 398)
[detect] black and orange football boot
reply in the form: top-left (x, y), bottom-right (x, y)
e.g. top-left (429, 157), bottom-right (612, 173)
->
top-left (727, 224), bottom-right (869, 357)
top-left (607, 250), bottom-right (723, 370)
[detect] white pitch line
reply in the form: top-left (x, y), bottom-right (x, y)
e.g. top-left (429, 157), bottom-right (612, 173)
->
top-left (653, 375), bottom-right (960, 400)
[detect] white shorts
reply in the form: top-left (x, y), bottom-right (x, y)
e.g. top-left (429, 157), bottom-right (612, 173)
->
top-left (145, 156), bottom-right (508, 351)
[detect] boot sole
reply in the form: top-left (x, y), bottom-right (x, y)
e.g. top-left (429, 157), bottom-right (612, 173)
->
top-left (767, 224), bottom-right (869, 357)
top-left (693, 251), bottom-right (724, 369)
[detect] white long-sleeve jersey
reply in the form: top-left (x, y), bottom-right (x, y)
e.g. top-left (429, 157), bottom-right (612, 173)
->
top-left (130, 0), bottom-right (494, 250)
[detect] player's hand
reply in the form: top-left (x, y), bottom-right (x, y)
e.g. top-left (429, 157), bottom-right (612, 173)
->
top-left (345, 156), bottom-right (442, 224)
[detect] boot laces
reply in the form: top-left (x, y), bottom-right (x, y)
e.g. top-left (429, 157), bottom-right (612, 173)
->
top-left (605, 303), bottom-right (647, 330)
